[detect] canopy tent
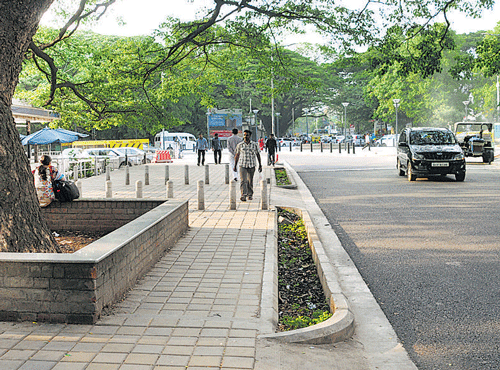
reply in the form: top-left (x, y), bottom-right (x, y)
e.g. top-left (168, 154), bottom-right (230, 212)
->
top-left (52, 128), bottom-right (89, 138)
top-left (21, 127), bottom-right (79, 146)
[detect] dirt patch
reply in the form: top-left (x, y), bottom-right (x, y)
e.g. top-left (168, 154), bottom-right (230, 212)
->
top-left (53, 230), bottom-right (108, 253)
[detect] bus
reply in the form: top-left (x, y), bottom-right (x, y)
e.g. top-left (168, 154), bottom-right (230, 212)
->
top-left (67, 139), bottom-right (149, 150)
top-left (154, 131), bottom-right (197, 151)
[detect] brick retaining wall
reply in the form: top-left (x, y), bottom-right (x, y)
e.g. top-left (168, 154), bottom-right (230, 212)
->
top-left (42, 199), bottom-right (166, 233)
top-left (0, 200), bottom-right (188, 324)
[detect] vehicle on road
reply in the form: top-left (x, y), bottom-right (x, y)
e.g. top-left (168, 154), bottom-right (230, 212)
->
top-left (375, 134), bottom-right (397, 147)
top-left (113, 147), bottom-right (150, 165)
top-left (154, 131), bottom-right (197, 150)
top-left (454, 122), bottom-right (495, 164)
top-left (397, 127), bottom-right (466, 182)
top-left (278, 137), bottom-right (299, 147)
top-left (79, 148), bottom-right (129, 167)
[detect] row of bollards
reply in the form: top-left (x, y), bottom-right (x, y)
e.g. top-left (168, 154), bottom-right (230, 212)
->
top-left (104, 180), bottom-right (176, 199)
top-left (101, 163), bottom-right (269, 210)
top-left (112, 163), bottom-right (231, 187)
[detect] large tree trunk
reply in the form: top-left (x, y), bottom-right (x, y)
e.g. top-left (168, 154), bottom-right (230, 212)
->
top-left (0, 0), bottom-right (61, 253)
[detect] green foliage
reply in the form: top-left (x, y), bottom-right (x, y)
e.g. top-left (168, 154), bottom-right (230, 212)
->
top-left (281, 310), bottom-right (333, 331)
top-left (274, 168), bottom-right (291, 185)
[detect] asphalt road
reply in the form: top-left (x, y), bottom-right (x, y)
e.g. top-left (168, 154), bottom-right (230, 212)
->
top-left (280, 149), bottom-right (500, 370)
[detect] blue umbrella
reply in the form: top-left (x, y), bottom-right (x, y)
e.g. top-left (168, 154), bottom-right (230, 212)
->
top-left (21, 127), bottom-right (79, 146)
top-left (53, 128), bottom-right (89, 138)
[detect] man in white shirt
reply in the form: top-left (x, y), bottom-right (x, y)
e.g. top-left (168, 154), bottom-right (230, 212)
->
top-left (233, 130), bottom-right (262, 202)
top-left (227, 128), bottom-right (242, 181)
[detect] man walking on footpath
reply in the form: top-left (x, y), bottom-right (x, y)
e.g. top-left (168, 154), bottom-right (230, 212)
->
top-left (196, 133), bottom-right (208, 166)
top-left (265, 133), bottom-right (278, 166)
top-left (227, 128), bottom-right (242, 181)
top-left (233, 130), bottom-right (262, 201)
top-left (211, 133), bottom-right (222, 164)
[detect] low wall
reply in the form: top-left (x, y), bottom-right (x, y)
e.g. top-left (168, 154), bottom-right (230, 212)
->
top-left (42, 199), bottom-right (166, 233)
top-left (0, 199), bottom-right (188, 324)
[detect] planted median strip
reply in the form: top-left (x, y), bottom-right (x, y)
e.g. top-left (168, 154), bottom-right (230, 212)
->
top-left (277, 208), bottom-right (332, 331)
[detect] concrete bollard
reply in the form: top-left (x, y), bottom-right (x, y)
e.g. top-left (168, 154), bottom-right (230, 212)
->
top-left (260, 180), bottom-right (268, 210)
top-left (144, 165), bottom-right (149, 186)
top-left (125, 165), bottom-right (130, 186)
top-left (164, 165), bottom-right (169, 184)
top-left (184, 165), bottom-right (189, 185)
top-left (229, 180), bottom-right (237, 210)
top-left (225, 164), bottom-right (229, 184)
top-left (106, 164), bottom-right (110, 181)
top-left (166, 180), bottom-right (174, 198)
top-left (76, 180), bottom-right (82, 197)
top-left (136, 180), bottom-right (143, 198)
top-left (105, 180), bottom-right (112, 198)
top-left (197, 180), bottom-right (204, 210)
top-left (205, 165), bottom-right (209, 185)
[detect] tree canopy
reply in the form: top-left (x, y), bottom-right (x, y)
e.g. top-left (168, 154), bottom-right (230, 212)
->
top-left (1, 0), bottom-right (499, 252)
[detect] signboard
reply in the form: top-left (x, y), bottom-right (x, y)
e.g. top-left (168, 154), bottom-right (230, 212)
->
top-left (210, 130), bottom-right (233, 138)
top-left (350, 124), bottom-right (355, 135)
top-left (208, 109), bottom-right (242, 130)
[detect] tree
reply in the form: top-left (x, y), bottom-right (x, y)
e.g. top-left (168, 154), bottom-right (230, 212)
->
top-left (1, 0), bottom-right (495, 252)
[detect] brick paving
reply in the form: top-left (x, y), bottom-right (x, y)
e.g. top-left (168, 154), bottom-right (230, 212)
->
top-left (2, 152), bottom-right (274, 369)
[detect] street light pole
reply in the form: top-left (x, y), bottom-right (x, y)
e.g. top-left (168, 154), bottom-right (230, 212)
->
top-left (303, 108), bottom-right (309, 138)
top-left (497, 75), bottom-right (499, 122)
top-left (341, 102), bottom-right (349, 137)
top-left (206, 108), bottom-right (211, 139)
top-left (253, 109), bottom-right (259, 138)
top-left (393, 99), bottom-right (400, 141)
top-left (276, 112), bottom-right (280, 138)
top-left (462, 100), bottom-right (470, 122)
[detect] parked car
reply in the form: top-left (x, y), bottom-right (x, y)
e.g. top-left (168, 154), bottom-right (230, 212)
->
top-left (113, 147), bottom-right (147, 165)
top-left (375, 134), bottom-right (397, 147)
top-left (61, 148), bottom-right (82, 158)
top-left (396, 127), bottom-right (466, 181)
top-left (279, 137), bottom-right (299, 147)
top-left (79, 148), bottom-right (129, 167)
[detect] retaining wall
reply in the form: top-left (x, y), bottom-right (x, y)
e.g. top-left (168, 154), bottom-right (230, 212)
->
top-left (41, 199), bottom-right (166, 233)
top-left (0, 199), bottom-right (188, 324)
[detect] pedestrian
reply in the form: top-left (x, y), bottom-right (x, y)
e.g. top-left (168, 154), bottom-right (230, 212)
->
top-left (211, 133), bottom-right (222, 164)
top-left (233, 130), bottom-right (262, 202)
top-left (227, 128), bottom-right (242, 182)
top-left (31, 155), bottom-right (65, 207)
top-left (196, 133), bottom-right (208, 166)
top-left (363, 133), bottom-right (370, 150)
top-left (265, 133), bottom-right (278, 166)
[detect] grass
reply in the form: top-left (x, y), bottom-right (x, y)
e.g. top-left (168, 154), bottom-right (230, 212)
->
top-left (275, 167), bottom-right (291, 185)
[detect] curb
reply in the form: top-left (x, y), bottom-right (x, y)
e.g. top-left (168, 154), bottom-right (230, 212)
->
top-left (270, 164), bottom-right (297, 189)
top-left (259, 206), bottom-right (354, 344)
top-left (258, 169), bottom-right (355, 344)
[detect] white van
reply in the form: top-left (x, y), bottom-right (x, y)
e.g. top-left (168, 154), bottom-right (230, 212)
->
top-left (154, 131), bottom-right (197, 151)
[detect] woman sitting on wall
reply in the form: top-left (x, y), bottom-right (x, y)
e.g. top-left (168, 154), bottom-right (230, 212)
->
top-left (32, 155), bottom-right (65, 207)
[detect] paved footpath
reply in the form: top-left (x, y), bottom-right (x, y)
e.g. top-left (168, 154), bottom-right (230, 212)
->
top-left (4, 149), bottom-right (417, 369)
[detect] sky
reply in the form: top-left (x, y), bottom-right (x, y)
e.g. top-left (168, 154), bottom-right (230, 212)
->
top-left (41, 0), bottom-right (500, 40)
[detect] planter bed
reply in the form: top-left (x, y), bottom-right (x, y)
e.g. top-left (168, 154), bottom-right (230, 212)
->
top-left (0, 199), bottom-right (188, 324)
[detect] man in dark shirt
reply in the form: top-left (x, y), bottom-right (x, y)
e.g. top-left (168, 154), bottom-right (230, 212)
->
top-left (265, 133), bottom-right (278, 166)
top-left (211, 133), bottom-right (222, 164)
